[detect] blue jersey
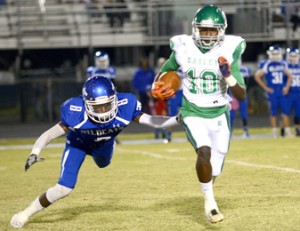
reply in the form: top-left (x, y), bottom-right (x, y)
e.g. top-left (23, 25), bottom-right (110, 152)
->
top-left (287, 62), bottom-right (300, 93)
top-left (60, 93), bottom-right (141, 151)
top-left (261, 60), bottom-right (289, 94)
top-left (86, 66), bottom-right (117, 79)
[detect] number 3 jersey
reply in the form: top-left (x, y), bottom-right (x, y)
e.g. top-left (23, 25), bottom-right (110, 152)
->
top-left (170, 34), bottom-right (246, 118)
top-left (259, 60), bottom-right (289, 95)
top-left (60, 93), bottom-right (142, 150)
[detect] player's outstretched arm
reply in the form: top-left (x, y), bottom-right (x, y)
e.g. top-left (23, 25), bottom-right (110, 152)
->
top-left (134, 113), bottom-right (180, 129)
top-left (25, 123), bottom-right (67, 171)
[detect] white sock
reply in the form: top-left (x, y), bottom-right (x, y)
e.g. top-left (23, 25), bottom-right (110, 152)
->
top-left (21, 197), bottom-right (44, 217)
top-left (200, 181), bottom-right (218, 213)
top-left (285, 127), bottom-right (292, 135)
top-left (272, 127), bottom-right (277, 137)
top-left (200, 181), bottom-right (215, 200)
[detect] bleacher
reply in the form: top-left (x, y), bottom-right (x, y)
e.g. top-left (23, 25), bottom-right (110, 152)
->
top-left (0, 0), bottom-right (150, 49)
top-left (0, 0), bottom-right (299, 50)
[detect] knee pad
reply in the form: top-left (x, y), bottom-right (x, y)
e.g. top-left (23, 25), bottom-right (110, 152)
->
top-left (46, 184), bottom-right (73, 203)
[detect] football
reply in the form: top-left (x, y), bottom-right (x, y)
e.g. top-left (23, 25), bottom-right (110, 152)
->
top-left (158, 71), bottom-right (182, 93)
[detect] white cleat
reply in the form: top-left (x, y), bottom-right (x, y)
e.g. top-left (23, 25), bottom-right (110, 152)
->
top-left (206, 208), bottom-right (224, 223)
top-left (204, 197), bottom-right (224, 223)
top-left (10, 212), bottom-right (29, 228)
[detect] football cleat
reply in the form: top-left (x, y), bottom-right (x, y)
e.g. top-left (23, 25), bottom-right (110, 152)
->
top-left (204, 196), bottom-right (224, 223)
top-left (206, 209), bottom-right (224, 223)
top-left (10, 212), bottom-right (29, 228)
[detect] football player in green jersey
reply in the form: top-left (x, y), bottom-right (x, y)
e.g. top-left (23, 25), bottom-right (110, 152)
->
top-left (152, 5), bottom-right (246, 223)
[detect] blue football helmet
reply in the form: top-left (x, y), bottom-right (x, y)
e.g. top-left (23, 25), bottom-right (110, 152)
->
top-left (82, 76), bottom-right (118, 123)
top-left (286, 47), bottom-right (300, 65)
top-left (267, 45), bottom-right (282, 62)
top-left (95, 51), bottom-right (110, 70)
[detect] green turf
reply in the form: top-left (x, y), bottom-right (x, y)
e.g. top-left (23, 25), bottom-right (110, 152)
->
top-left (1, 130), bottom-right (300, 231)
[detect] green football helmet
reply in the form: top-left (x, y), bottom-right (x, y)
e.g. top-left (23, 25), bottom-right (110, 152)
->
top-left (192, 5), bottom-right (227, 50)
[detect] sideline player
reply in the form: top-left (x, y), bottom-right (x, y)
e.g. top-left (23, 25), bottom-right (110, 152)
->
top-left (285, 47), bottom-right (300, 136)
top-left (10, 76), bottom-right (179, 228)
top-left (254, 45), bottom-right (293, 138)
top-left (86, 51), bottom-right (117, 85)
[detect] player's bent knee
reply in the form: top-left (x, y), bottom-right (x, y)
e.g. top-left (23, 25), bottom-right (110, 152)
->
top-left (46, 184), bottom-right (73, 203)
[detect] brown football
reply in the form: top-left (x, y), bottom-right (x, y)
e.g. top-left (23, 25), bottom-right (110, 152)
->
top-left (158, 71), bottom-right (182, 93)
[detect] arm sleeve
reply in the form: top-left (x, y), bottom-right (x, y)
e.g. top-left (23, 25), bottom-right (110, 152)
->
top-left (138, 113), bottom-right (179, 128)
top-left (160, 52), bottom-right (180, 72)
top-left (231, 40), bottom-right (247, 89)
top-left (31, 123), bottom-right (66, 156)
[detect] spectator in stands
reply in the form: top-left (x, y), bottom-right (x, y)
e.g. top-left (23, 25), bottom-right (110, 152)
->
top-left (82, 0), bottom-right (99, 18)
top-left (104, 0), bottom-right (129, 31)
top-left (132, 57), bottom-right (155, 114)
top-left (290, 7), bottom-right (300, 33)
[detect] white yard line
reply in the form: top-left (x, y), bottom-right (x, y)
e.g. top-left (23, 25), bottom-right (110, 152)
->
top-left (226, 160), bottom-right (300, 174)
top-left (118, 148), bottom-right (300, 174)
top-left (1, 142), bottom-right (300, 174)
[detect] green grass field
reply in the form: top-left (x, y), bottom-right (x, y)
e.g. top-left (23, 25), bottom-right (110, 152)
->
top-left (1, 129), bottom-right (300, 231)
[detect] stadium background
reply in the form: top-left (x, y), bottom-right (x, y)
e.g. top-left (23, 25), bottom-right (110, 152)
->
top-left (0, 0), bottom-right (299, 138)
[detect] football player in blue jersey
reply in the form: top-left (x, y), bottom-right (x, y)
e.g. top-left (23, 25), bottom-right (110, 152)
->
top-left (10, 76), bottom-right (179, 228)
top-left (86, 51), bottom-right (117, 85)
top-left (286, 47), bottom-right (300, 136)
top-left (254, 45), bottom-right (293, 138)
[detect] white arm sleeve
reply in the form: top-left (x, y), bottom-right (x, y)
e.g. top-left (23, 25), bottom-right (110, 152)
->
top-left (138, 114), bottom-right (179, 128)
top-left (31, 123), bottom-right (66, 156)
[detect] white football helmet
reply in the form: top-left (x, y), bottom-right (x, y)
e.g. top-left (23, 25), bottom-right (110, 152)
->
top-left (286, 47), bottom-right (300, 65)
top-left (95, 51), bottom-right (110, 70)
top-left (267, 45), bottom-right (282, 62)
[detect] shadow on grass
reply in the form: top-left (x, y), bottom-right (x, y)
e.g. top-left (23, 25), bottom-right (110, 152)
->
top-left (30, 196), bottom-right (227, 230)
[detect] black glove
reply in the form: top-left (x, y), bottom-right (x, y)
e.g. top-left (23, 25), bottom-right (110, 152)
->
top-left (25, 154), bottom-right (45, 172)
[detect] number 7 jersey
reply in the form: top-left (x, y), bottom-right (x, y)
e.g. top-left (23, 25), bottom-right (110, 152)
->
top-left (170, 34), bottom-right (246, 109)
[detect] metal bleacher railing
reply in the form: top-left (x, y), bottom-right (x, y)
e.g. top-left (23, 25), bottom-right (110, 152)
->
top-left (0, 0), bottom-right (300, 50)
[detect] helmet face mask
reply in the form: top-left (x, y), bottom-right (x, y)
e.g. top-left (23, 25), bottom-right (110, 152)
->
top-left (267, 46), bottom-right (282, 62)
top-left (82, 76), bottom-right (118, 123)
top-left (192, 5), bottom-right (227, 50)
top-left (95, 51), bottom-right (110, 70)
top-left (286, 48), bottom-right (300, 65)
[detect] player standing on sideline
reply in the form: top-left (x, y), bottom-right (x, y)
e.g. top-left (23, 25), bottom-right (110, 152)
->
top-left (285, 47), bottom-right (300, 136)
top-left (86, 51), bottom-right (117, 85)
top-left (10, 76), bottom-right (179, 229)
top-left (229, 62), bottom-right (251, 137)
top-left (254, 45), bottom-right (293, 138)
top-left (151, 5), bottom-right (246, 223)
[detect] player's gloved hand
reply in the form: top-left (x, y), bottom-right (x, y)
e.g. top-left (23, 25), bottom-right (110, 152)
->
top-left (151, 82), bottom-right (175, 100)
top-left (218, 56), bottom-right (231, 78)
top-left (25, 154), bottom-right (45, 172)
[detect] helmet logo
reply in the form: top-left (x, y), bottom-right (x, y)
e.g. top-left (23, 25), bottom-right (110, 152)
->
top-left (201, 19), bottom-right (214, 26)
